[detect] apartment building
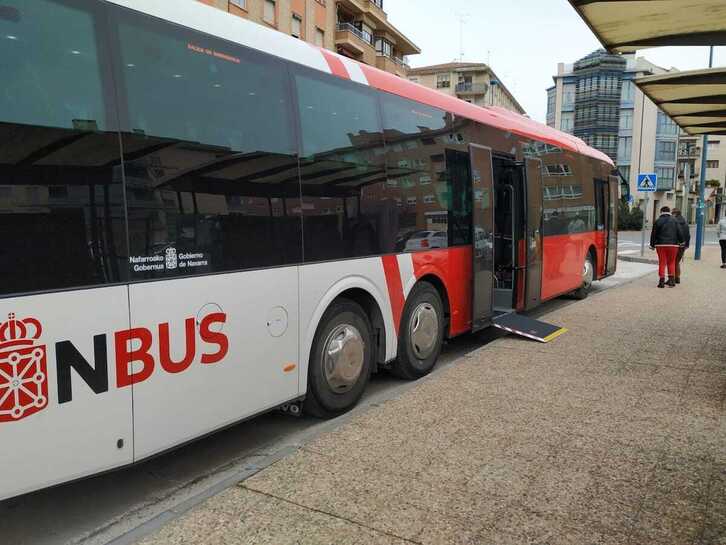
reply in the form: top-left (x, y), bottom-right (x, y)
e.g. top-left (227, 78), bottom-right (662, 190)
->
top-left (547, 50), bottom-right (681, 223)
top-left (335, 0), bottom-right (420, 78)
top-left (408, 63), bottom-right (526, 115)
top-left (677, 136), bottom-right (725, 223)
top-left (197, 0), bottom-right (419, 77)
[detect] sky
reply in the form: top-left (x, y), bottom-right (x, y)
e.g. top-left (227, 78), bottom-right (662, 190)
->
top-left (384, 0), bottom-right (725, 123)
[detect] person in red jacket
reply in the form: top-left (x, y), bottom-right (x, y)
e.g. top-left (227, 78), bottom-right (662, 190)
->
top-left (650, 206), bottom-right (684, 288)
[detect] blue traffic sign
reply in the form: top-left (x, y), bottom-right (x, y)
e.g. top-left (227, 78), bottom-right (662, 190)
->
top-left (637, 173), bottom-right (657, 192)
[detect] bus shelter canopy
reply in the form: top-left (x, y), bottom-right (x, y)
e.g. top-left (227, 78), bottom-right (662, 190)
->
top-left (636, 68), bottom-right (726, 136)
top-left (568, 1), bottom-right (726, 53)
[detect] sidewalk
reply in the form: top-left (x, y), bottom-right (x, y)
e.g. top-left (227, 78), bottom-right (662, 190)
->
top-left (139, 249), bottom-right (726, 545)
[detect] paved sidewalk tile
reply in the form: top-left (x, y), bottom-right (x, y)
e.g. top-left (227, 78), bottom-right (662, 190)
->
top-left (138, 248), bottom-right (726, 545)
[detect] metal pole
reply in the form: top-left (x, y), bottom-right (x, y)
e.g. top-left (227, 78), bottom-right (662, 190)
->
top-left (638, 90), bottom-right (647, 256)
top-left (695, 45), bottom-right (715, 261)
top-left (683, 162), bottom-right (691, 219)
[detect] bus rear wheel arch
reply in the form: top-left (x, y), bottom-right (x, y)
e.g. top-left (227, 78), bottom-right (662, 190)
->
top-left (304, 298), bottom-right (373, 418)
top-left (390, 281), bottom-right (446, 380)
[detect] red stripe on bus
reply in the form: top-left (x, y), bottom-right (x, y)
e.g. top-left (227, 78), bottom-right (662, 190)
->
top-left (320, 50), bottom-right (350, 80)
top-left (381, 256), bottom-right (405, 331)
top-left (358, 63), bottom-right (612, 166)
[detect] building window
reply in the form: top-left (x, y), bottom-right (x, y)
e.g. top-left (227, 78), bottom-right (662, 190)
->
top-left (621, 80), bottom-right (635, 103)
top-left (291, 14), bottom-right (302, 38)
top-left (354, 22), bottom-right (374, 44)
top-left (409, 77), bottom-right (419, 83)
top-left (436, 74), bottom-right (450, 88)
top-left (655, 167), bottom-right (675, 190)
top-left (375, 37), bottom-right (393, 57)
top-left (560, 113), bottom-right (574, 133)
top-left (618, 165), bottom-right (631, 184)
top-left (562, 85), bottom-right (575, 110)
top-left (656, 111), bottom-right (678, 136)
top-left (617, 136), bottom-right (632, 163)
top-left (619, 109), bottom-right (633, 131)
top-left (229, 0), bottom-right (247, 9)
top-left (315, 27), bottom-right (324, 47)
top-left (655, 140), bottom-right (677, 162)
top-left (707, 160), bottom-right (720, 169)
top-left (263, 0), bottom-right (275, 25)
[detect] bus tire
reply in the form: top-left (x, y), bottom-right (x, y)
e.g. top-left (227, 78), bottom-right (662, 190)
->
top-left (572, 252), bottom-right (595, 300)
top-left (304, 299), bottom-right (373, 418)
top-left (390, 282), bottom-right (445, 380)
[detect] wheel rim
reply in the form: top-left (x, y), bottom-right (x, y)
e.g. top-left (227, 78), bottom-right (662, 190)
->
top-left (409, 303), bottom-right (439, 360)
top-left (582, 257), bottom-right (594, 290)
top-left (322, 324), bottom-right (365, 393)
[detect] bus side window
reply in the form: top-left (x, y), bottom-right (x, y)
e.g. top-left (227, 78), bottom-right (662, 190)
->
top-left (291, 67), bottom-right (387, 261)
top-left (379, 94), bottom-right (471, 251)
top-left (110, 5), bottom-right (302, 278)
top-left (0, 0), bottom-right (128, 296)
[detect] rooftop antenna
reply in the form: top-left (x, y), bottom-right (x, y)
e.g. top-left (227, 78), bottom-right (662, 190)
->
top-left (455, 12), bottom-right (470, 62)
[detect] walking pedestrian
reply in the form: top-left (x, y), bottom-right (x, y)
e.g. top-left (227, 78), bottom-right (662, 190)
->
top-left (650, 206), bottom-right (684, 288)
top-left (719, 212), bottom-right (726, 269)
top-left (672, 208), bottom-right (690, 284)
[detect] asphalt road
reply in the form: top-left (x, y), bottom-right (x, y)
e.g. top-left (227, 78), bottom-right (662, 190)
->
top-left (0, 260), bottom-right (657, 545)
top-left (618, 225), bottom-right (719, 256)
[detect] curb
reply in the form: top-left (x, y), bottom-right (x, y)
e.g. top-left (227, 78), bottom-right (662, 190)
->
top-left (618, 255), bottom-right (658, 265)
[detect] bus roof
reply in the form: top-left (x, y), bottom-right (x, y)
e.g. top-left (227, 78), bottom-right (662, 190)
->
top-left (108, 0), bottom-right (613, 167)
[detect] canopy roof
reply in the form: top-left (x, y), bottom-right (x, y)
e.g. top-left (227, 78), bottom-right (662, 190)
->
top-left (568, 1), bottom-right (726, 53)
top-left (636, 68), bottom-right (726, 135)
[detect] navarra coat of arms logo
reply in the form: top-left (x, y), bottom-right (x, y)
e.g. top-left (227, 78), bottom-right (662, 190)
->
top-left (0, 313), bottom-right (48, 422)
top-left (165, 247), bottom-right (178, 270)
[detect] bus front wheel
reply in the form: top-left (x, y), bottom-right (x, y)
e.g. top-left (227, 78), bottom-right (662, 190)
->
top-left (390, 282), bottom-right (445, 380)
top-left (572, 252), bottom-right (595, 300)
top-left (304, 299), bottom-right (373, 418)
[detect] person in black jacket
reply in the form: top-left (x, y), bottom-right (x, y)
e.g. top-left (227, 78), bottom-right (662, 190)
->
top-left (650, 206), bottom-right (684, 288)
top-left (672, 208), bottom-right (690, 284)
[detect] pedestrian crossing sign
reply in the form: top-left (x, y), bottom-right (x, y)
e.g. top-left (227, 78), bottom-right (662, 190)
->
top-left (637, 173), bottom-right (657, 192)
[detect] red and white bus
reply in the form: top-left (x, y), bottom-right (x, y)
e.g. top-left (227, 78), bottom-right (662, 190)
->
top-left (0, 0), bottom-right (617, 500)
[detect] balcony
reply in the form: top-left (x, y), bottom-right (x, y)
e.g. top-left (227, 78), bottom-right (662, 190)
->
top-left (375, 52), bottom-right (409, 77)
top-left (335, 22), bottom-right (375, 58)
top-left (455, 82), bottom-right (488, 96)
top-left (678, 147), bottom-right (701, 159)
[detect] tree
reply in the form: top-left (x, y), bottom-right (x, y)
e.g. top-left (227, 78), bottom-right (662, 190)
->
top-left (618, 200), bottom-right (644, 231)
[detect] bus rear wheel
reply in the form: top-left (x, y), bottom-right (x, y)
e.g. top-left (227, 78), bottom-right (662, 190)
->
top-left (572, 252), bottom-right (595, 300)
top-left (390, 282), bottom-right (445, 380)
top-left (304, 299), bottom-right (373, 418)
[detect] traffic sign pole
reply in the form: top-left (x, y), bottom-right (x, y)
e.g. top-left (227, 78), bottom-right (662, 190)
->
top-left (641, 193), bottom-right (649, 256)
top-left (637, 173), bottom-right (658, 257)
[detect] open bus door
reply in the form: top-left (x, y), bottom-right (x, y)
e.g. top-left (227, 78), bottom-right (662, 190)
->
top-left (607, 175), bottom-right (619, 276)
top-left (524, 158), bottom-right (544, 311)
top-left (469, 144), bottom-right (495, 331)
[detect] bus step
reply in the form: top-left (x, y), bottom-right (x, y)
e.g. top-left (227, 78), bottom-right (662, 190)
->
top-left (491, 313), bottom-right (567, 343)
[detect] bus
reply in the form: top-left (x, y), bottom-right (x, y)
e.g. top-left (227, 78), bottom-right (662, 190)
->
top-left (0, 0), bottom-right (617, 500)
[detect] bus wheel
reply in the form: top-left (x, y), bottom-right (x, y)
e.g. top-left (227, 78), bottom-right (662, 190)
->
top-left (391, 282), bottom-right (445, 380)
top-left (304, 299), bottom-right (372, 418)
top-left (572, 253), bottom-right (595, 300)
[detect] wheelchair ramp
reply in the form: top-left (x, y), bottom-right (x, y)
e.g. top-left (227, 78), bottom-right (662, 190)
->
top-left (492, 313), bottom-right (567, 343)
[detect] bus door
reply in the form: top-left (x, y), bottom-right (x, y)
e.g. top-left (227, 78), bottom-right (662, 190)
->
top-left (606, 176), bottom-right (619, 275)
top-left (469, 144), bottom-right (495, 331)
top-left (524, 158), bottom-right (544, 311)
top-left (596, 177), bottom-right (619, 278)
